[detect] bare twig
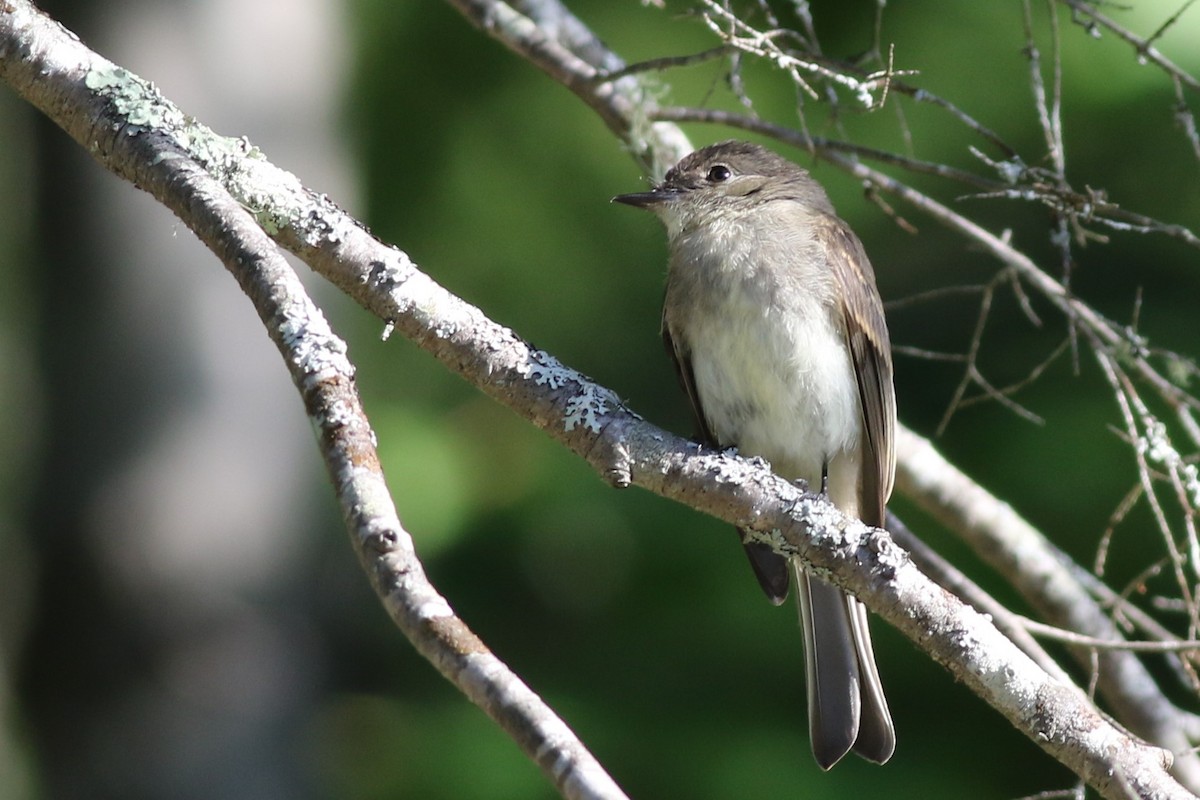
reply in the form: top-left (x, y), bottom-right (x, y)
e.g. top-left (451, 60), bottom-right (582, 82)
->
top-left (1147, 0), bottom-right (1199, 48)
top-left (1077, 564), bottom-right (1200, 695)
top-left (592, 45), bottom-right (732, 84)
top-left (1022, 0), bottom-right (1066, 177)
top-left (1174, 76), bottom-right (1200, 162)
top-left (1058, 0), bottom-right (1200, 92)
top-left (654, 105), bottom-right (1200, 250)
top-left (1021, 616), bottom-right (1200, 654)
top-left (1096, 348), bottom-right (1200, 642)
top-left (654, 106), bottom-right (1003, 188)
top-left (953, 337), bottom-right (1071, 418)
top-left (1095, 483), bottom-right (1144, 576)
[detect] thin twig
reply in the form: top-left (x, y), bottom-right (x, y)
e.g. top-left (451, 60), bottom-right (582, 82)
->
top-left (593, 45), bottom-right (733, 84)
top-left (1058, 0), bottom-right (1200, 91)
top-left (1020, 616), bottom-right (1200, 653)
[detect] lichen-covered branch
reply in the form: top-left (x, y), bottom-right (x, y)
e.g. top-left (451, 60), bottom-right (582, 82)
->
top-left (0, 5), bottom-right (627, 799)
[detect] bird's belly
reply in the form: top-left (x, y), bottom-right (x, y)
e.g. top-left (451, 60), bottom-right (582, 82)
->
top-left (688, 302), bottom-right (861, 486)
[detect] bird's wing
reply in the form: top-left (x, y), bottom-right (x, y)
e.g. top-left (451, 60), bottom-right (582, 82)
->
top-left (661, 310), bottom-right (717, 448)
top-left (821, 216), bottom-right (896, 528)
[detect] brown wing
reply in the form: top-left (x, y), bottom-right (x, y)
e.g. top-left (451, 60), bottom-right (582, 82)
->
top-left (661, 311), bottom-right (717, 448)
top-left (662, 308), bottom-right (791, 603)
top-left (821, 216), bottom-right (896, 529)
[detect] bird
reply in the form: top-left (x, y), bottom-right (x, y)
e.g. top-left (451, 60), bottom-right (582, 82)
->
top-left (613, 140), bottom-right (896, 769)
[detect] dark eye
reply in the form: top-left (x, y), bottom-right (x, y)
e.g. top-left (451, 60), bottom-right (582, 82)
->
top-left (706, 164), bottom-right (731, 183)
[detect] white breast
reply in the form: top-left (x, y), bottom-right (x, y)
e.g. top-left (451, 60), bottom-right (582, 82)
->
top-left (668, 208), bottom-right (862, 487)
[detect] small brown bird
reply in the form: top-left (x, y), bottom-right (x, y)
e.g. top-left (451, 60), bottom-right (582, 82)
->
top-left (614, 140), bottom-right (896, 769)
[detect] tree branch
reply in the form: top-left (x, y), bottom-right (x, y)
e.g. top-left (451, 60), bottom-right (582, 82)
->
top-left (0, 5), bottom-right (627, 799)
top-left (895, 428), bottom-right (1200, 788)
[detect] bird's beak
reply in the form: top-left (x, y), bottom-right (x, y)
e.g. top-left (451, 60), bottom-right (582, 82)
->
top-left (611, 188), bottom-right (676, 209)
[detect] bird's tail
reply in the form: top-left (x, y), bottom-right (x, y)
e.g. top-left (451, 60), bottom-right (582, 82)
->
top-left (794, 562), bottom-right (895, 769)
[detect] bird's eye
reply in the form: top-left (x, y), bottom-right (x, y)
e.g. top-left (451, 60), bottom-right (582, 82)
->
top-left (706, 164), bottom-right (732, 183)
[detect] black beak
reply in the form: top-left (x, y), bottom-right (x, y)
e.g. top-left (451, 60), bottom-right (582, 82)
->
top-left (611, 188), bottom-right (675, 209)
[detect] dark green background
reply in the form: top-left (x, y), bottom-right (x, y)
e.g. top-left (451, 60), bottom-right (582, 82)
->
top-left (5, 1), bottom-right (1200, 798)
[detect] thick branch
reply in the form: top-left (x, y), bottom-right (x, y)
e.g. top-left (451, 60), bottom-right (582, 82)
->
top-left (895, 428), bottom-right (1200, 788)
